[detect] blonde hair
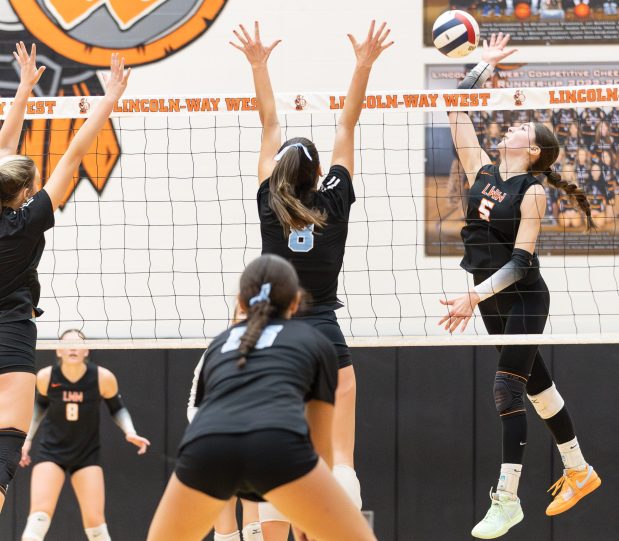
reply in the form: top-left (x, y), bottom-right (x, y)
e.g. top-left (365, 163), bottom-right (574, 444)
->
top-left (0, 155), bottom-right (36, 207)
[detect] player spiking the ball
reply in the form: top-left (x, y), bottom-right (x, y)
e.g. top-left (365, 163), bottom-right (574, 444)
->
top-left (440, 32), bottom-right (601, 539)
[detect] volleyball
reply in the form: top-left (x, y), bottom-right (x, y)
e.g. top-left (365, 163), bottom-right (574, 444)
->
top-left (432, 10), bottom-right (480, 58)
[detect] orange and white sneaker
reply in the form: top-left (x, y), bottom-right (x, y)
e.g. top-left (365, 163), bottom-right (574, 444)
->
top-left (546, 464), bottom-right (601, 516)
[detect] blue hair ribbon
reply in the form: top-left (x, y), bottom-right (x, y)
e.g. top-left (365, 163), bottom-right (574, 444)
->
top-left (249, 283), bottom-right (272, 306)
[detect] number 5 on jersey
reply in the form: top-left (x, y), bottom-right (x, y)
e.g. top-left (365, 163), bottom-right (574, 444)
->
top-left (288, 225), bottom-right (315, 253)
top-left (479, 198), bottom-right (495, 222)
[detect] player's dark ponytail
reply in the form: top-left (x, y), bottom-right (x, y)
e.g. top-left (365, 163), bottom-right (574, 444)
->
top-left (237, 255), bottom-right (300, 367)
top-left (269, 137), bottom-right (326, 235)
top-left (0, 156), bottom-right (37, 208)
top-left (532, 122), bottom-right (595, 231)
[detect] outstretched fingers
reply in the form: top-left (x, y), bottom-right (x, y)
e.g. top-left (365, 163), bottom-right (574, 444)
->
top-left (366, 19), bottom-right (376, 41)
top-left (239, 23), bottom-right (253, 44)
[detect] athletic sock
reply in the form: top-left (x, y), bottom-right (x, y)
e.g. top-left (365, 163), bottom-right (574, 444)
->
top-left (214, 531), bottom-right (241, 541)
top-left (497, 463), bottom-right (522, 499)
top-left (241, 522), bottom-right (263, 541)
top-left (84, 523), bottom-right (111, 541)
top-left (557, 437), bottom-right (587, 471)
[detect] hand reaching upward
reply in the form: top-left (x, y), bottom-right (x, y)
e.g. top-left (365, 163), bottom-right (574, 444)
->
top-left (102, 53), bottom-right (131, 102)
top-left (230, 21), bottom-right (281, 68)
top-left (481, 32), bottom-right (517, 67)
top-left (13, 42), bottom-right (46, 90)
top-left (348, 20), bottom-right (394, 69)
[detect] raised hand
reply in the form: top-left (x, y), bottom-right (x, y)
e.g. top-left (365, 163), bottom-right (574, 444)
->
top-left (348, 20), bottom-right (394, 69)
top-left (126, 433), bottom-right (151, 455)
top-left (438, 291), bottom-right (480, 333)
top-left (13, 42), bottom-right (46, 89)
top-left (230, 21), bottom-right (281, 68)
top-left (102, 53), bottom-right (131, 101)
top-left (481, 32), bottom-right (517, 67)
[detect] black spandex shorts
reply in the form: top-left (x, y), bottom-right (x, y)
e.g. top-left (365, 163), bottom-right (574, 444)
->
top-left (175, 429), bottom-right (318, 501)
top-left (294, 309), bottom-right (352, 369)
top-left (36, 447), bottom-right (101, 475)
top-left (0, 319), bottom-right (37, 375)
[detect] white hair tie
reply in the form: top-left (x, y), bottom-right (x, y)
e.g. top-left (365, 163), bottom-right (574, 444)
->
top-left (274, 143), bottom-right (313, 162)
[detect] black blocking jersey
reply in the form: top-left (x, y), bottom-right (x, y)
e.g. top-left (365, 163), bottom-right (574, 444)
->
top-left (181, 319), bottom-right (338, 450)
top-left (461, 164), bottom-right (541, 282)
top-left (0, 190), bottom-right (54, 322)
top-left (38, 363), bottom-right (102, 462)
top-left (258, 165), bottom-right (355, 310)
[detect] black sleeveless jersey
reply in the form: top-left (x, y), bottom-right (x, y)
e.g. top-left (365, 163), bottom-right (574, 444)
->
top-left (181, 318), bottom-right (338, 449)
top-left (0, 190), bottom-right (54, 322)
top-left (461, 164), bottom-right (541, 282)
top-left (258, 165), bottom-right (355, 311)
top-left (38, 363), bottom-right (101, 462)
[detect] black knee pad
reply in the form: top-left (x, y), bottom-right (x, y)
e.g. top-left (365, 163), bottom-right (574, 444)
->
top-left (493, 372), bottom-right (527, 416)
top-left (0, 428), bottom-right (26, 496)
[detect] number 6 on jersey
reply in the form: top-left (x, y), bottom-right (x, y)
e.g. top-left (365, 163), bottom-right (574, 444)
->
top-left (288, 225), bottom-right (315, 252)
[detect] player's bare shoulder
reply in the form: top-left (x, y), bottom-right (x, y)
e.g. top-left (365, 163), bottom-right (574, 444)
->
top-left (98, 366), bottom-right (119, 398)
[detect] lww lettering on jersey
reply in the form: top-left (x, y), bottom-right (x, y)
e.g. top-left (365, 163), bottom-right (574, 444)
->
top-left (481, 183), bottom-right (507, 203)
top-left (221, 324), bottom-right (284, 354)
top-left (62, 391), bottom-right (84, 403)
top-left (320, 175), bottom-right (341, 191)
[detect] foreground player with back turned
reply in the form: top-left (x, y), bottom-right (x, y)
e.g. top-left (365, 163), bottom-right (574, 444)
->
top-left (147, 254), bottom-right (377, 541)
top-left (19, 329), bottom-right (150, 541)
top-left (186, 304), bottom-right (263, 541)
top-left (441, 33), bottom-right (601, 539)
top-left (0, 45), bottom-right (130, 512)
top-left (231, 21), bottom-right (393, 537)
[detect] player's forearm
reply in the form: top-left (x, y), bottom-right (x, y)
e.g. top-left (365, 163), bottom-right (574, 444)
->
top-left (0, 84), bottom-right (33, 154)
top-left (45, 95), bottom-right (115, 203)
top-left (64, 96), bottom-right (116, 162)
top-left (112, 408), bottom-right (137, 436)
top-left (252, 65), bottom-right (278, 128)
top-left (338, 64), bottom-right (372, 129)
top-left (26, 401), bottom-right (47, 441)
top-left (473, 248), bottom-right (533, 301)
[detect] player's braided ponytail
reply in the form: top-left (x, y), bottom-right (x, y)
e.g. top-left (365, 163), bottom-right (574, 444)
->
top-left (532, 123), bottom-right (595, 231)
top-left (269, 137), bottom-right (326, 235)
top-left (237, 255), bottom-right (300, 367)
top-left (544, 168), bottom-right (594, 231)
top-left (0, 156), bottom-right (37, 208)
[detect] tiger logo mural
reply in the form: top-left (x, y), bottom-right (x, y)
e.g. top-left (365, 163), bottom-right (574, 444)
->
top-left (0, 0), bottom-right (228, 206)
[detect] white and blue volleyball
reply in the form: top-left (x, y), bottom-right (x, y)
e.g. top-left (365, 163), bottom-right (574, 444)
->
top-left (432, 10), bottom-right (480, 58)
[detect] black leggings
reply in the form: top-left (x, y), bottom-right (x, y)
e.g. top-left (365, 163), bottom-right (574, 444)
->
top-left (477, 277), bottom-right (553, 392)
top-left (477, 276), bottom-right (574, 463)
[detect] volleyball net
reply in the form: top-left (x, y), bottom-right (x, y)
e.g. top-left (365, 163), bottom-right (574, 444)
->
top-left (9, 85), bottom-right (619, 348)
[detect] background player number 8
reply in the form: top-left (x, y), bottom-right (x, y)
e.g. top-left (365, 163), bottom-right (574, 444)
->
top-left (66, 403), bottom-right (79, 421)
